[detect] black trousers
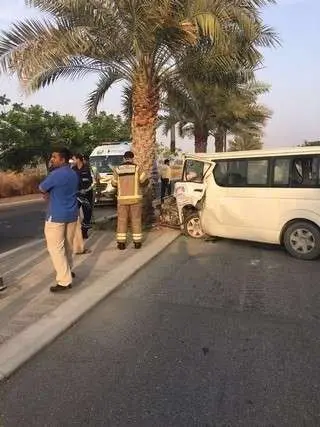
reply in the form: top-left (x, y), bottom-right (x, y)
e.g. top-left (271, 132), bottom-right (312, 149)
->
top-left (161, 178), bottom-right (171, 200)
top-left (79, 191), bottom-right (93, 233)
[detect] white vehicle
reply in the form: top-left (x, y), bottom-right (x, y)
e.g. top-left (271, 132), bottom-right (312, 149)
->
top-left (90, 141), bottom-right (131, 204)
top-left (174, 146), bottom-right (320, 260)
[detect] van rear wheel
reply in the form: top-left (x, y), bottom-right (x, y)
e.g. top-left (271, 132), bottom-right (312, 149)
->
top-left (184, 213), bottom-right (205, 239)
top-left (283, 221), bottom-right (320, 260)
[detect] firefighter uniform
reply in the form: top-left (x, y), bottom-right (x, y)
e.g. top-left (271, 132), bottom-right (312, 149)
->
top-left (112, 161), bottom-right (148, 246)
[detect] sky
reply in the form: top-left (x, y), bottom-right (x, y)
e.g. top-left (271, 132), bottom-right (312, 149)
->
top-left (0, 0), bottom-right (319, 152)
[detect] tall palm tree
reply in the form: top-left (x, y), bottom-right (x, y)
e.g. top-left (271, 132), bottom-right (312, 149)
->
top-left (161, 73), bottom-right (272, 153)
top-left (228, 133), bottom-right (263, 151)
top-left (0, 0), bottom-right (278, 174)
top-left (212, 81), bottom-right (272, 152)
top-left (159, 12), bottom-right (278, 153)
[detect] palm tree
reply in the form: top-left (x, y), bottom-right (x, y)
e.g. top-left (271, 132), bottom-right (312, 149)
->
top-left (0, 0), bottom-right (278, 174)
top-left (228, 133), bottom-right (263, 151)
top-left (159, 18), bottom-right (278, 153)
top-left (212, 82), bottom-right (272, 152)
top-left (161, 73), bottom-right (272, 153)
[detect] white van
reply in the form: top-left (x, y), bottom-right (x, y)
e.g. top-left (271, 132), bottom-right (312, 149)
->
top-left (174, 147), bottom-right (320, 260)
top-left (90, 142), bottom-right (131, 204)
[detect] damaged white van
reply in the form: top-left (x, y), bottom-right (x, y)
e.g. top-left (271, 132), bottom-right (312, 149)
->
top-left (174, 147), bottom-right (320, 260)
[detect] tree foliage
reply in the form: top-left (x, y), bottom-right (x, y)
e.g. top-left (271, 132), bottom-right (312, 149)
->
top-left (0, 0), bottom-right (278, 173)
top-left (301, 140), bottom-right (320, 147)
top-left (0, 98), bottom-right (130, 171)
top-left (228, 133), bottom-right (263, 151)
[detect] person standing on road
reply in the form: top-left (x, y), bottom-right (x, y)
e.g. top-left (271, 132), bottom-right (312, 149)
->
top-left (111, 151), bottom-right (149, 250)
top-left (83, 153), bottom-right (100, 214)
top-left (39, 148), bottom-right (79, 293)
top-left (72, 154), bottom-right (94, 239)
top-left (160, 159), bottom-right (171, 201)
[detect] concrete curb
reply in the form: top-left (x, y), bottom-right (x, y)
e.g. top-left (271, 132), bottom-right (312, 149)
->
top-left (0, 229), bottom-right (180, 381)
top-left (93, 213), bottom-right (117, 224)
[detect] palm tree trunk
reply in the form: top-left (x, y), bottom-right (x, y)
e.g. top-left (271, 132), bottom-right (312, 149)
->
top-left (131, 68), bottom-right (160, 224)
top-left (194, 126), bottom-right (208, 153)
top-left (214, 128), bottom-right (224, 152)
top-left (223, 129), bottom-right (227, 152)
top-left (170, 124), bottom-right (176, 154)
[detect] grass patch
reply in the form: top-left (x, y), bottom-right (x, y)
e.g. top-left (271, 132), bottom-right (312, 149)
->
top-left (0, 170), bottom-right (44, 198)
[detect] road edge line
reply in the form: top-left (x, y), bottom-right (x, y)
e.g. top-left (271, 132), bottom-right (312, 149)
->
top-left (0, 197), bottom-right (43, 208)
top-left (0, 239), bottom-right (44, 260)
top-left (0, 229), bottom-right (180, 381)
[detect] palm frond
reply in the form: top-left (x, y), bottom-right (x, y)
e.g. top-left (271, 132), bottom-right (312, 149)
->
top-left (121, 84), bottom-right (133, 121)
top-left (29, 57), bottom-right (109, 90)
top-left (86, 68), bottom-right (123, 118)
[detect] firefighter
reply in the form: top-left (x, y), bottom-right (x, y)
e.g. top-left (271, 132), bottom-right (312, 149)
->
top-left (112, 151), bottom-right (148, 250)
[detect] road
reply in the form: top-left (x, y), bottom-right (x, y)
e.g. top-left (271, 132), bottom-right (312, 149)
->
top-left (0, 200), bottom-right (115, 254)
top-left (1, 236), bottom-right (320, 426)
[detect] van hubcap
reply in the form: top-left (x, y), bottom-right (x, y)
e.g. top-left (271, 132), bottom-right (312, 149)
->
top-left (187, 217), bottom-right (204, 238)
top-left (290, 228), bottom-right (315, 254)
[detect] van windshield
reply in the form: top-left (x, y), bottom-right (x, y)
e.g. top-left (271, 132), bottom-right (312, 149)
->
top-left (90, 155), bottom-right (124, 174)
top-left (183, 159), bottom-right (206, 182)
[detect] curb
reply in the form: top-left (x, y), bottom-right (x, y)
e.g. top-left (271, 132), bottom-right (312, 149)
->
top-left (0, 229), bottom-right (180, 381)
top-left (93, 213), bottom-right (117, 224)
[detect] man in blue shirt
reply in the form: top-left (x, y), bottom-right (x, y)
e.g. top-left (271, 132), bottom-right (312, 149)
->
top-left (39, 148), bottom-right (79, 292)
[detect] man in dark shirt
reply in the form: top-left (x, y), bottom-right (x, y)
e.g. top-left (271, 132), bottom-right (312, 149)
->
top-left (72, 154), bottom-right (94, 239)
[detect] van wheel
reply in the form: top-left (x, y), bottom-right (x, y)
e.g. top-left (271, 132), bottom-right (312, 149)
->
top-left (184, 213), bottom-right (205, 239)
top-left (283, 221), bottom-right (320, 260)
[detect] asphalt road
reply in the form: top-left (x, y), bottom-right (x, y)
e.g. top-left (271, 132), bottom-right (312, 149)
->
top-left (0, 200), bottom-right (46, 254)
top-left (0, 201), bottom-right (115, 254)
top-left (1, 237), bottom-right (320, 426)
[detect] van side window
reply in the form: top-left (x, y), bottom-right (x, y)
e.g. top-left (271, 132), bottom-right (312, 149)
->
top-left (213, 162), bottom-right (228, 186)
top-left (183, 160), bottom-right (204, 183)
top-left (247, 160), bottom-right (268, 185)
top-left (214, 160), bottom-right (248, 186)
top-left (291, 157), bottom-right (318, 187)
top-left (228, 160), bottom-right (247, 186)
top-left (273, 158), bottom-right (290, 186)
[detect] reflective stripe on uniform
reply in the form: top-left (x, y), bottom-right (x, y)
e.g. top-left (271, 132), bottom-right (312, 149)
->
top-left (117, 194), bottom-right (142, 200)
top-left (132, 233), bottom-right (142, 242)
top-left (117, 233), bottom-right (127, 242)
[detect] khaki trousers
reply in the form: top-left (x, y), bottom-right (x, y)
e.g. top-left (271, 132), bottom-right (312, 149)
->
top-left (73, 217), bottom-right (85, 254)
top-left (44, 221), bottom-right (77, 286)
top-left (117, 203), bottom-right (142, 243)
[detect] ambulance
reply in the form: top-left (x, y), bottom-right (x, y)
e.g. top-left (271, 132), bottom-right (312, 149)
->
top-left (90, 141), bottom-right (131, 205)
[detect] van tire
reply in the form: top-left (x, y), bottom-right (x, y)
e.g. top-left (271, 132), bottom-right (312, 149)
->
top-left (283, 221), bottom-right (320, 260)
top-left (183, 213), bottom-right (205, 239)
